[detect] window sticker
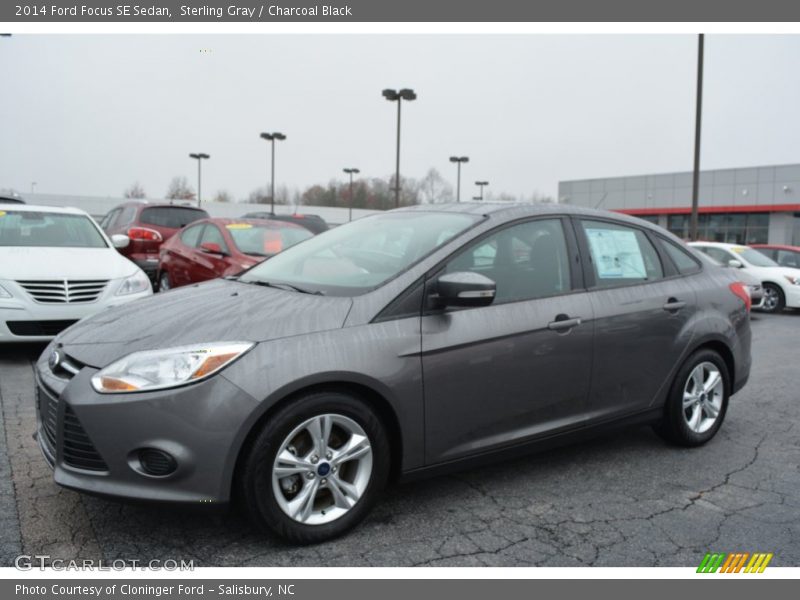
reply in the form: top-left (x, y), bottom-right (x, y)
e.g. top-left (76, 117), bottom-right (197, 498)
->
top-left (585, 228), bottom-right (646, 279)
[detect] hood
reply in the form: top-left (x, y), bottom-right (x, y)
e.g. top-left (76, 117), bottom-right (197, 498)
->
top-left (55, 278), bottom-right (353, 367)
top-left (0, 247), bottom-right (138, 280)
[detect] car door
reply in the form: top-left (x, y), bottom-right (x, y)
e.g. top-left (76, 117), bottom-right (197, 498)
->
top-left (190, 223), bottom-right (232, 283)
top-left (164, 223), bottom-right (205, 286)
top-left (421, 217), bottom-right (594, 465)
top-left (575, 218), bottom-right (698, 422)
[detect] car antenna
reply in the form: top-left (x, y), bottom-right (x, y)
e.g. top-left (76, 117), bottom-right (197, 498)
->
top-left (594, 192), bottom-right (608, 209)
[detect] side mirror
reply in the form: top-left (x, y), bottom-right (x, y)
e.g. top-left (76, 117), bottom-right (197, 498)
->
top-left (728, 259), bottom-right (743, 269)
top-left (433, 271), bottom-right (496, 308)
top-left (200, 242), bottom-right (224, 255)
top-left (110, 234), bottom-right (130, 249)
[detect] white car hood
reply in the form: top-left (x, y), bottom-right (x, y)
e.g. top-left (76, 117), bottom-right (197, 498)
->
top-left (0, 247), bottom-right (138, 281)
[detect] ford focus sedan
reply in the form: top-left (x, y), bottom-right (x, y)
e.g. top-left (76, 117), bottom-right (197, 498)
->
top-left (35, 203), bottom-right (751, 543)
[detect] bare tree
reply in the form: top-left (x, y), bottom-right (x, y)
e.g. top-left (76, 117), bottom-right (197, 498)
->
top-left (123, 182), bottom-right (146, 199)
top-left (165, 176), bottom-right (195, 201)
top-left (247, 186), bottom-right (269, 204)
top-left (418, 168), bottom-right (454, 204)
top-left (213, 190), bottom-right (233, 204)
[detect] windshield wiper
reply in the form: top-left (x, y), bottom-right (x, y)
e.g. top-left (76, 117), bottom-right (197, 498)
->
top-left (241, 279), bottom-right (324, 296)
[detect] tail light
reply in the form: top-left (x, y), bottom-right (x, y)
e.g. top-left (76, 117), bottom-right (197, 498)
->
top-left (127, 227), bottom-right (163, 242)
top-left (729, 281), bottom-right (751, 312)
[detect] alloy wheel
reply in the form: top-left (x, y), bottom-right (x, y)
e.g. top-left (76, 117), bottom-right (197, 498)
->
top-left (272, 413), bottom-right (373, 525)
top-left (159, 273), bottom-right (170, 292)
top-left (682, 362), bottom-right (724, 434)
top-left (762, 286), bottom-right (779, 311)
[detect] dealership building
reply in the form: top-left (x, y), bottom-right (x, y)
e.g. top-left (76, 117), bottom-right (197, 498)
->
top-left (558, 163), bottom-right (800, 245)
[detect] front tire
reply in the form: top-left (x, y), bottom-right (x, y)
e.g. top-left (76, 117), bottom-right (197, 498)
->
top-left (158, 271), bottom-right (171, 292)
top-left (238, 391), bottom-right (390, 544)
top-left (654, 349), bottom-right (729, 447)
top-left (760, 283), bottom-right (785, 313)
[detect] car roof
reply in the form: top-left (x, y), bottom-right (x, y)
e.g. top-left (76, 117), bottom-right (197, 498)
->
top-left (396, 201), bottom-right (676, 235)
top-left (0, 203), bottom-right (89, 216)
top-left (751, 244), bottom-right (800, 251)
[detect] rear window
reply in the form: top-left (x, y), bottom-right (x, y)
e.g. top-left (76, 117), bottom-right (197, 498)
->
top-left (140, 207), bottom-right (208, 229)
top-left (0, 210), bottom-right (107, 248)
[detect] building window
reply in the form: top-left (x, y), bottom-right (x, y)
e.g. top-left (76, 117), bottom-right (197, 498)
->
top-left (665, 212), bottom-right (768, 244)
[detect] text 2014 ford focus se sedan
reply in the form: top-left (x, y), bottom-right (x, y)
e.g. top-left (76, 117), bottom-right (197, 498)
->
top-left (35, 203), bottom-right (752, 543)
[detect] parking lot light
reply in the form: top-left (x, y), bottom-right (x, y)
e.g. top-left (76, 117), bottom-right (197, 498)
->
top-left (474, 180), bottom-right (489, 201)
top-left (343, 168), bottom-right (360, 222)
top-left (188, 153), bottom-right (210, 207)
top-left (260, 132), bottom-right (287, 215)
top-left (449, 156), bottom-right (469, 202)
top-left (383, 88), bottom-right (417, 208)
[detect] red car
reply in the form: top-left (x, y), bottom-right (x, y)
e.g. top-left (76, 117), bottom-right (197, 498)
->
top-left (750, 244), bottom-right (800, 269)
top-left (100, 202), bottom-right (209, 282)
top-left (156, 218), bottom-right (313, 291)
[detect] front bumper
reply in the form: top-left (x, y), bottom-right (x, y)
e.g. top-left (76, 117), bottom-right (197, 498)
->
top-left (0, 282), bottom-right (151, 342)
top-left (783, 283), bottom-right (800, 309)
top-left (35, 353), bottom-right (259, 504)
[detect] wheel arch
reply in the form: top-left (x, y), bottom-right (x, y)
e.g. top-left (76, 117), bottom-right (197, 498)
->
top-left (229, 377), bottom-right (404, 502)
top-left (688, 337), bottom-right (736, 391)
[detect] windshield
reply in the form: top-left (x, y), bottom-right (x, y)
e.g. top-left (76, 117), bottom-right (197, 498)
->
top-left (732, 246), bottom-right (778, 267)
top-left (0, 210), bottom-right (108, 248)
top-left (240, 211), bottom-right (480, 295)
top-left (226, 223), bottom-right (313, 256)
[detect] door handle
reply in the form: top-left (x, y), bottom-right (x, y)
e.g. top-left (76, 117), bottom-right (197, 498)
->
top-left (663, 298), bottom-right (686, 312)
top-left (548, 316), bottom-right (582, 331)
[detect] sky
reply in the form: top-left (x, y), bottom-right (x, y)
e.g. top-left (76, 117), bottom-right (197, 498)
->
top-left (1, 34), bottom-right (799, 202)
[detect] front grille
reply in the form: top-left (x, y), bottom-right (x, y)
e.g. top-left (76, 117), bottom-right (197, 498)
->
top-left (7, 320), bottom-right (78, 336)
top-left (62, 405), bottom-right (108, 472)
top-left (16, 280), bottom-right (108, 304)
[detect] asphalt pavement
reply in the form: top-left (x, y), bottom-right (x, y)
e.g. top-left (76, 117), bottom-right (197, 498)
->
top-left (0, 312), bottom-right (798, 567)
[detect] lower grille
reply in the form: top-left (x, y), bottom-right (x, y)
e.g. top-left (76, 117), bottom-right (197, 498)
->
top-left (62, 405), bottom-right (108, 472)
top-left (7, 320), bottom-right (78, 336)
top-left (37, 384), bottom-right (58, 456)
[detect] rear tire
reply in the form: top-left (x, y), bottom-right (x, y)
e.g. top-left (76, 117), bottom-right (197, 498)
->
top-left (761, 283), bottom-right (785, 313)
top-left (654, 349), bottom-right (729, 447)
top-left (158, 271), bottom-right (171, 292)
top-left (238, 391), bottom-right (390, 544)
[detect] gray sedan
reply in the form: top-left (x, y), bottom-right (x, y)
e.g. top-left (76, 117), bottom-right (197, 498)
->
top-left (35, 203), bottom-right (752, 543)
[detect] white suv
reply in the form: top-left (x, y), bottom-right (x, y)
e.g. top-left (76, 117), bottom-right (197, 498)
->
top-left (0, 205), bottom-right (152, 342)
top-left (690, 241), bottom-right (800, 313)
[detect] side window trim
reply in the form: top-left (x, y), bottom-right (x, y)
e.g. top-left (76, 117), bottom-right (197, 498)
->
top-left (652, 233), bottom-right (703, 277)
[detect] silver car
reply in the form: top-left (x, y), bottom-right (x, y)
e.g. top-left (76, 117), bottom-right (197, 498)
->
top-left (35, 203), bottom-right (752, 543)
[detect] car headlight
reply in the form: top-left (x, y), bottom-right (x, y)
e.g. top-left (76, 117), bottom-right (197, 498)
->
top-left (0, 283), bottom-right (11, 299)
top-left (90, 342), bottom-right (254, 393)
top-left (783, 275), bottom-right (800, 286)
top-left (116, 270), bottom-right (152, 296)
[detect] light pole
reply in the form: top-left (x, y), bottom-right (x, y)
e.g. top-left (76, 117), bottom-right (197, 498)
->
top-left (260, 132), bottom-right (287, 215)
top-left (343, 168), bottom-right (360, 222)
top-left (449, 156), bottom-right (469, 202)
top-left (188, 153), bottom-right (209, 207)
top-left (473, 180), bottom-right (489, 201)
top-left (689, 33), bottom-right (705, 241)
top-left (30, 182), bottom-right (37, 194)
top-left (382, 88), bottom-right (417, 208)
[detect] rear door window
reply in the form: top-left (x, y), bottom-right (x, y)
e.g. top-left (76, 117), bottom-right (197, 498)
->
top-left (659, 238), bottom-right (701, 274)
top-left (140, 207), bottom-right (208, 229)
top-left (580, 220), bottom-right (664, 287)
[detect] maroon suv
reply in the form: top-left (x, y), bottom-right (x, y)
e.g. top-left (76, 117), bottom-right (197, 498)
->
top-left (99, 202), bottom-right (209, 282)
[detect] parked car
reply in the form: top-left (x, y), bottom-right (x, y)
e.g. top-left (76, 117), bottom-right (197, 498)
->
top-left (99, 202), bottom-right (209, 283)
top-left (750, 244), bottom-right (800, 269)
top-left (0, 205), bottom-right (152, 342)
top-left (36, 203), bottom-right (751, 543)
top-left (157, 218), bottom-right (313, 291)
top-left (241, 211), bottom-right (329, 235)
top-left (694, 251), bottom-right (765, 309)
top-left (690, 241), bottom-right (800, 313)
top-left (0, 194), bottom-right (25, 204)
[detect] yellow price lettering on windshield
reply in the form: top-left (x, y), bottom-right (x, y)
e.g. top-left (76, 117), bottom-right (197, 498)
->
top-left (731, 247), bottom-right (745, 254)
top-left (226, 223), bottom-right (253, 230)
top-left (0, 211), bottom-right (6, 217)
